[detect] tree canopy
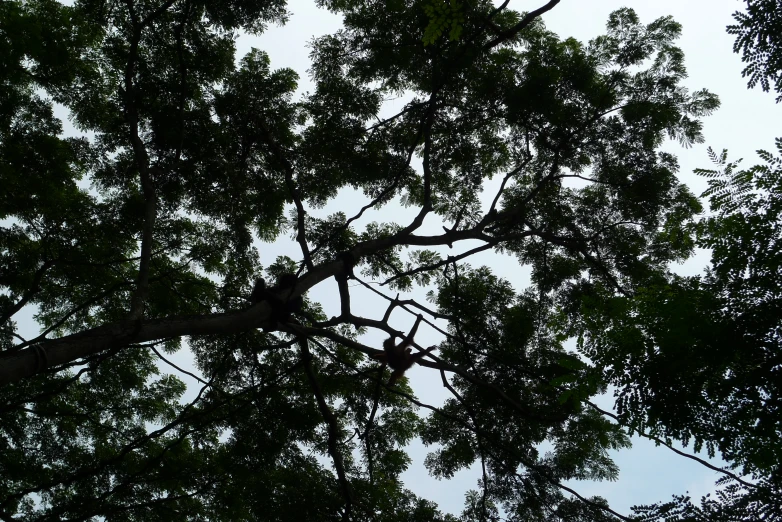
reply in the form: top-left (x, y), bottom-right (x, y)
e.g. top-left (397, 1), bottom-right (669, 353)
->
top-left (0, 0), bottom-right (779, 520)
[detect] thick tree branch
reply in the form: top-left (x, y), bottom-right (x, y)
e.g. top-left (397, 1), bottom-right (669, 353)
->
top-left (0, 181), bottom-right (622, 386)
top-left (336, 271), bottom-right (351, 317)
top-left (122, 0), bottom-right (159, 319)
top-left (0, 256), bottom-right (345, 385)
top-left (0, 198), bottom-right (618, 387)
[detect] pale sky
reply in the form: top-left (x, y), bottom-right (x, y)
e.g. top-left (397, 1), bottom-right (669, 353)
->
top-left (27, 0), bottom-right (782, 518)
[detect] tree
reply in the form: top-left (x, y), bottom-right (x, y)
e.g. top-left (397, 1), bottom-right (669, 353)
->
top-left (593, 2), bottom-right (782, 519)
top-left (574, 140), bottom-right (782, 522)
top-left (2, 0), bottom-right (769, 520)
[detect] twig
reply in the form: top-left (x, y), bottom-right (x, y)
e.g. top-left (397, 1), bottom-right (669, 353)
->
top-left (587, 401), bottom-right (757, 490)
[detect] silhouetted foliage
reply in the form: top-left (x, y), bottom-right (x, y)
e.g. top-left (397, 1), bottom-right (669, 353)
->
top-left (1, 1), bottom-right (778, 520)
top-left (728, 0), bottom-right (782, 102)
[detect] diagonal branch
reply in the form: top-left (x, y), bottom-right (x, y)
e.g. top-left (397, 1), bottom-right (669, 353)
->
top-left (290, 324), bottom-right (567, 423)
top-left (139, 0), bottom-right (178, 28)
top-left (525, 221), bottom-right (630, 296)
top-left (380, 235), bottom-right (532, 286)
top-left (487, 157), bottom-right (533, 217)
top-left (0, 259), bottom-right (54, 326)
top-left (587, 401), bottom-right (757, 490)
top-left (291, 325), bottom-right (354, 520)
top-left (0, 255), bottom-right (354, 385)
top-left (256, 118), bottom-right (313, 269)
top-left (483, 0), bottom-right (561, 49)
top-left (354, 279), bottom-right (452, 322)
top-left (309, 100), bottom-right (431, 261)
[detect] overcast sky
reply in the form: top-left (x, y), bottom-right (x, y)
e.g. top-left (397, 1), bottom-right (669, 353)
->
top-left (234, 0), bottom-right (782, 516)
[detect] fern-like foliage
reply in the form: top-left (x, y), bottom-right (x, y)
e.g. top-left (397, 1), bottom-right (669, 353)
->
top-left (727, 0), bottom-right (782, 102)
top-left (694, 138), bottom-right (782, 471)
top-left (697, 139), bottom-right (782, 301)
top-left (632, 476), bottom-right (782, 522)
top-left (697, 138), bottom-right (782, 216)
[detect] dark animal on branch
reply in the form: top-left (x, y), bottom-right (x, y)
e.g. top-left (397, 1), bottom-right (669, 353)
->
top-left (249, 275), bottom-right (303, 328)
top-left (373, 314), bottom-right (436, 385)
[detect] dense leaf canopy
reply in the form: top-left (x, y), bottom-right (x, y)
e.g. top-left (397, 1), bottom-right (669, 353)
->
top-left (0, 0), bottom-right (780, 521)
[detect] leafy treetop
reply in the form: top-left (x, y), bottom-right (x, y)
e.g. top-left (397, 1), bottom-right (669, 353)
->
top-left (1, 0), bottom-right (777, 521)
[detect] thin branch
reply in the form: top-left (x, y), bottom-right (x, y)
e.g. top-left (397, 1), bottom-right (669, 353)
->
top-left (321, 341), bottom-right (630, 522)
top-left (587, 401), bottom-right (757, 490)
top-left (422, 96), bottom-right (436, 209)
top-left (353, 280), bottom-right (453, 330)
top-left (556, 173), bottom-right (628, 187)
top-left (440, 370), bottom-right (491, 522)
top-left (16, 261), bottom-right (192, 353)
top-left (526, 221), bottom-right (630, 297)
top-left (2, 347), bottom-right (224, 505)
top-left (256, 118), bottom-right (313, 269)
top-left (462, 0), bottom-right (509, 37)
top-left (0, 260), bottom-right (54, 326)
top-left (534, 468), bottom-right (631, 521)
top-left (293, 326), bottom-right (354, 519)
top-left (364, 100), bottom-right (426, 132)
top-left (150, 344), bottom-right (208, 385)
top-left (14, 280), bottom-right (136, 353)
top-left (362, 365), bottom-right (384, 486)
top-left (487, 159), bottom-right (532, 217)
top-left (381, 236), bottom-right (526, 286)
top-left (483, 1), bottom-right (562, 49)
top-left (139, 0), bottom-right (177, 28)
top-left (309, 99), bottom-right (433, 262)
